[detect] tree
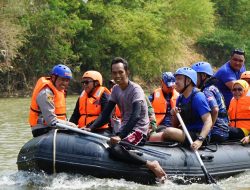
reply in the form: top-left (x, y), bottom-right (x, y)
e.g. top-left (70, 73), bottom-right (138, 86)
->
top-left (74, 0), bottom-right (215, 81)
top-left (197, 0), bottom-right (250, 67)
top-left (18, 0), bottom-right (92, 79)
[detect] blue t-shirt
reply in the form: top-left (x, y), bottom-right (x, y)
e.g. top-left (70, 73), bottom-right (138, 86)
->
top-left (202, 83), bottom-right (229, 137)
top-left (214, 61), bottom-right (246, 109)
top-left (176, 88), bottom-right (211, 132)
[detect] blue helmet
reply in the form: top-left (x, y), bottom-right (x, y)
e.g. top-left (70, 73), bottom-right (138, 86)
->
top-left (174, 67), bottom-right (197, 86)
top-left (191, 61), bottom-right (213, 76)
top-left (51, 64), bottom-right (72, 79)
top-left (162, 72), bottom-right (175, 87)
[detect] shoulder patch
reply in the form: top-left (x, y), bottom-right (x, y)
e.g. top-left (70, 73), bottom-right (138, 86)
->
top-left (155, 91), bottom-right (160, 98)
top-left (47, 94), bottom-right (54, 103)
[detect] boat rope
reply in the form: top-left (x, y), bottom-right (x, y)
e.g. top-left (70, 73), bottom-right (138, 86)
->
top-left (53, 129), bottom-right (58, 174)
top-left (202, 144), bottom-right (218, 152)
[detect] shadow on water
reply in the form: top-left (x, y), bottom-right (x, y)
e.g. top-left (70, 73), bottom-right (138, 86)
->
top-left (0, 96), bottom-right (250, 189)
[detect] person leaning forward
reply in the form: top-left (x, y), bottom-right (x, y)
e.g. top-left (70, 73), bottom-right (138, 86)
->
top-left (29, 64), bottom-right (76, 137)
top-left (69, 70), bottom-right (111, 136)
top-left (84, 57), bottom-right (167, 182)
top-left (214, 49), bottom-right (246, 109)
top-left (162, 67), bottom-right (213, 150)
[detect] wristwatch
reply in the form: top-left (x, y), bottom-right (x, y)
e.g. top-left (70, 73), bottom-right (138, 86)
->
top-left (197, 135), bottom-right (205, 142)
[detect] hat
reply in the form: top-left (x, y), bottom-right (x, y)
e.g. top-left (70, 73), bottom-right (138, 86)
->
top-left (162, 72), bottom-right (175, 87)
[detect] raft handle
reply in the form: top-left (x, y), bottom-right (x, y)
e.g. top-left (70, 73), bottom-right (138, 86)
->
top-left (200, 154), bottom-right (214, 162)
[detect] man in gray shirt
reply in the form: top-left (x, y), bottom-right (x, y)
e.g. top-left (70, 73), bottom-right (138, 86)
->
top-left (88, 57), bottom-right (167, 182)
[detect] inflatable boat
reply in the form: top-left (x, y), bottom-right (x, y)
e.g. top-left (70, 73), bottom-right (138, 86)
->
top-left (17, 129), bottom-right (250, 184)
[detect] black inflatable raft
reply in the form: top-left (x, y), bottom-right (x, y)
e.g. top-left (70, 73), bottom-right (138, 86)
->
top-left (17, 130), bottom-right (250, 184)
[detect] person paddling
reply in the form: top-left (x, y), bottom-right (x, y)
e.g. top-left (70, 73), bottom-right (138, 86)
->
top-left (161, 67), bottom-right (213, 150)
top-left (29, 64), bottom-right (76, 137)
top-left (85, 57), bottom-right (167, 182)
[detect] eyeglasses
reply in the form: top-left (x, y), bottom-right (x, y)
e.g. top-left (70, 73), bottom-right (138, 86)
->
top-left (232, 88), bottom-right (243, 92)
top-left (81, 80), bottom-right (94, 85)
top-left (232, 58), bottom-right (244, 63)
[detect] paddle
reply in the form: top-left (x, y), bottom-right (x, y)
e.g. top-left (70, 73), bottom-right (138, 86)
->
top-left (176, 112), bottom-right (217, 184)
top-left (55, 123), bottom-right (170, 159)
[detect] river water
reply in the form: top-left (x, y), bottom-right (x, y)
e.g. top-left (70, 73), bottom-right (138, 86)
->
top-left (0, 96), bottom-right (250, 190)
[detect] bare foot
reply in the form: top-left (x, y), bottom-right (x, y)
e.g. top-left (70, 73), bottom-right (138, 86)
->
top-left (146, 160), bottom-right (167, 183)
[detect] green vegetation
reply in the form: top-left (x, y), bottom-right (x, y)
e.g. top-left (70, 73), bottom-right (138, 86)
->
top-left (197, 0), bottom-right (250, 67)
top-left (0, 0), bottom-right (249, 96)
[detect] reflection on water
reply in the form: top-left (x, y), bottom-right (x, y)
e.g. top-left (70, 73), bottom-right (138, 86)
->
top-left (0, 96), bottom-right (250, 189)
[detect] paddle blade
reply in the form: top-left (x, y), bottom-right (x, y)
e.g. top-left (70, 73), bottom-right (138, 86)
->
top-left (201, 165), bottom-right (217, 184)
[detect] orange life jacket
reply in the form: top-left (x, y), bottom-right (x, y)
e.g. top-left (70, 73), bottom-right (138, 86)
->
top-left (114, 105), bottom-right (121, 118)
top-left (151, 88), bottom-right (179, 125)
top-left (29, 77), bottom-right (66, 127)
top-left (78, 86), bottom-right (111, 129)
top-left (228, 93), bottom-right (250, 130)
top-left (110, 87), bottom-right (121, 118)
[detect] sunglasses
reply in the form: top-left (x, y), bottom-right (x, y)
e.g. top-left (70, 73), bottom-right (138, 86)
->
top-left (232, 58), bottom-right (244, 63)
top-left (81, 80), bottom-right (94, 85)
top-left (231, 49), bottom-right (245, 56)
top-left (232, 88), bottom-right (243, 92)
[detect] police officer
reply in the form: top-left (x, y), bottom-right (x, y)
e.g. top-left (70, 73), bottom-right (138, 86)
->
top-left (29, 64), bottom-right (76, 137)
top-left (192, 62), bottom-right (229, 143)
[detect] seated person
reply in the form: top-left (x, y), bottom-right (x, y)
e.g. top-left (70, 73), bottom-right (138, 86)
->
top-left (192, 62), bottom-right (229, 143)
top-left (29, 64), bottom-right (76, 137)
top-left (109, 80), bottom-right (157, 136)
top-left (87, 57), bottom-right (167, 182)
top-left (228, 80), bottom-right (250, 143)
top-left (162, 67), bottom-right (213, 150)
top-left (149, 72), bottom-right (179, 130)
top-left (148, 72), bottom-right (179, 141)
top-left (70, 70), bottom-right (111, 135)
